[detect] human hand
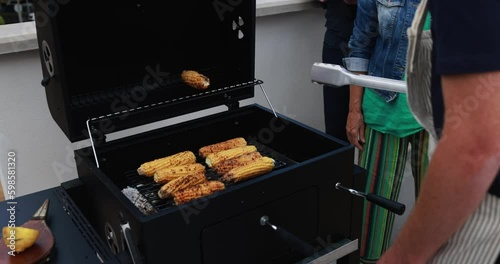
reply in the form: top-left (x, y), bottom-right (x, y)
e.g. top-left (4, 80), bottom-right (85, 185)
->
top-left (346, 110), bottom-right (365, 150)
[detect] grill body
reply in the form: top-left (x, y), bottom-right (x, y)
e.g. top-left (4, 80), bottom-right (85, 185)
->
top-left (69, 104), bottom-right (362, 263)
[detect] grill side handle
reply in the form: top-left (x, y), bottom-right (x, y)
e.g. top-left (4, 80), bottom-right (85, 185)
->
top-left (336, 183), bottom-right (406, 216)
top-left (120, 222), bottom-right (144, 264)
top-left (260, 216), bottom-right (315, 258)
top-left (365, 193), bottom-right (406, 216)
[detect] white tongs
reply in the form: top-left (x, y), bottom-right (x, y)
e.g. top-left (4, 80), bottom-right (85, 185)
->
top-left (310, 63), bottom-right (408, 93)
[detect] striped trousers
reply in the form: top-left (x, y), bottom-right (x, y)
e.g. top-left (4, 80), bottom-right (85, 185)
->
top-left (358, 126), bottom-right (430, 263)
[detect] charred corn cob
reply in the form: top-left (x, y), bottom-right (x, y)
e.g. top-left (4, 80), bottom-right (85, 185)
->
top-left (181, 70), bottom-right (210, 89)
top-left (137, 150), bottom-right (196, 177)
top-left (173, 181), bottom-right (225, 205)
top-left (198, 137), bottom-right (247, 158)
top-left (205, 145), bottom-right (257, 167)
top-left (213, 151), bottom-right (262, 175)
top-left (154, 163), bottom-right (206, 184)
top-left (158, 171), bottom-right (207, 199)
top-left (221, 157), bottom-right (275, 183)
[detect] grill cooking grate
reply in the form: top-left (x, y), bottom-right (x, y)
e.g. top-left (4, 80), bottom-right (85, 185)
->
top-left (123, 141), bottom-right (296, 213)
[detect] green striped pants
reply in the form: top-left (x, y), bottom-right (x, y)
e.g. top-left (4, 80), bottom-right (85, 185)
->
top-left (358, 125), bottom-right (430, 264)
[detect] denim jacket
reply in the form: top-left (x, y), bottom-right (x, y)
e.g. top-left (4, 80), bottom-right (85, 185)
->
top-left (343, 0), bottom-right (420, 102)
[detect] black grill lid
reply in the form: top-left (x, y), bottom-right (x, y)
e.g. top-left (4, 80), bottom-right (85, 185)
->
top-left (34, 0), bottom-right (257, 142)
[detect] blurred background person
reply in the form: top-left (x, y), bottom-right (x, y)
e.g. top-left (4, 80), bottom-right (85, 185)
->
top-left (319, 0), bottom-right (357, 142)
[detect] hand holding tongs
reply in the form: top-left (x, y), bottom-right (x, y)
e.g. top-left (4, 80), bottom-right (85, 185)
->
top-left (335, 183), bottom-right (406, 215)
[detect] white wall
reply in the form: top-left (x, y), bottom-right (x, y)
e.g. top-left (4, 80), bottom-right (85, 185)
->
top-left (0, 8), bottom-right (327, 197)
top-left (254, 10), bottom-right (326, 130)
top-left (0, 49), bottom-right (72, 197)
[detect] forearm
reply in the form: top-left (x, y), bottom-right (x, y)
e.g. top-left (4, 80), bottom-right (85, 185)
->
top-left (388, 135), bottom-right (500, 263)
top-left (349, 72), bottom-right (365, 112)
top-left (385, 72), bottom-right (500, 263)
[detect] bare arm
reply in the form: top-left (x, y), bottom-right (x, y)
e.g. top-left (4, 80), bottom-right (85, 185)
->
top-left (346, 81), bottom-right (365, 150)
top-left (379, 71), bottom-right (500, 263)
top-left (343, 0), bottom-right (378, 148)
top-left (349, 84), bottom-right (364, 111)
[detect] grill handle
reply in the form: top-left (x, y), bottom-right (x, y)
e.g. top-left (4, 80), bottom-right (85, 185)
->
top-left (335, 183), bottom-right (406, 215)
top-left (260, 216), bottom-right (315, 258)
top-left (120, 222), bottom-right (144, 264)
top-left (365, 193), bottom-right (406, 216)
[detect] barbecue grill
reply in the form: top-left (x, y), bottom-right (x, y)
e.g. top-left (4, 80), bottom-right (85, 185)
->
top-left (33, 1), bottom-right (402, 263)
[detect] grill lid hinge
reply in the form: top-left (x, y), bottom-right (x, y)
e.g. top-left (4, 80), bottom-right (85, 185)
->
top-left (225, 100), bottom-right (240, 111)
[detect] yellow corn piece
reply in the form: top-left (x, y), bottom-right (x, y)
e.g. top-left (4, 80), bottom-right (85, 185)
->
top-left (158, 171), bottom-right (207, 199)
top-left (154, 163), bottom-right (206, 184)
top-left (181, 70), bottom-right (210, 89)
top-left (2, 226), bottom-right (39, 252)
top-left (137, 150), bottom-right (196, 177)
top-left (173, 181), bottom-right (225, 205)
top-left (198, 137), bottom-right (247, 158)
top-left (205, 145), bottom-right (257, 167)
top-left (213, 151), bottom-right (262, 175)
top-left (221, 157), bottom-right (275, 183)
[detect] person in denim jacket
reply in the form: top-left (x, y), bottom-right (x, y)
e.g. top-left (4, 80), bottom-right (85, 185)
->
top-left (343, 0), bottom-right (430, 262)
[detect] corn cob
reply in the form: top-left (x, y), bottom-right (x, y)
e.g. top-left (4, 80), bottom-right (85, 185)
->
top-left (158, 171), bottom-right (207, 199)
top-left (198, 137), bottom-right (247, 158)
top-left (221, 157), bottom-right (275, 183)
top-left (173, 181), bottom-right (225, 205)
top-left (137, 150), bottom-right (196, 177)
top-left (213, 151), bottom-right (263, 175)
top-left (181, 70), bottom-right (210, 89)
top-left (205, 145), bottom-right (257, 168)
top-left (154, 163), bottom-right (206, 184)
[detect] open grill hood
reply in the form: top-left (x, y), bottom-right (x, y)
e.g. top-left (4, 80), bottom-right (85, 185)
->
top-left (35, 0), bottom-right (257, 142)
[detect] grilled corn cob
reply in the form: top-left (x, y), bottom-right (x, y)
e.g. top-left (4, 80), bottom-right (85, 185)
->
top-left (173, 181), bottom-right (225, 205)
top-left (221, 157), bottom-right (275, 183)
top-left (213, 151), bottom-right (262, 175)
top-left (137, 150), bottom-right (196, 177)
top-left (154, 163), bottom-right (206, 184)
top-left (181, 70), bottom-right (210, 89)
top-left (205, 145), bottom-right (257, 167)
top-left (158, 171), bottom-right (207, 199)
top-left (198, 137), bottom-right (247, 158)
top-left (2, 226), bottom-right (39, 252)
